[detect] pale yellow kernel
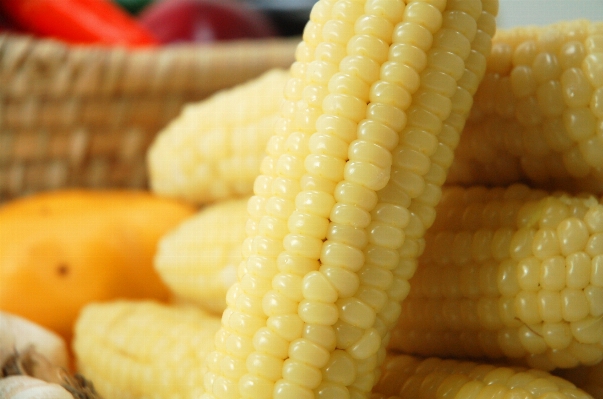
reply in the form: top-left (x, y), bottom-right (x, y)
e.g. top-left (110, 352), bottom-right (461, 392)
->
top-left (585, 233), bottom-right (603, 257)
top-left (355, 14), bottom-right (393, 43)
top-left (580, 135), bottom-right (603, 168)
top-left (321, 241), bottom-right (365, 271)
top-left (558, 40), bottom-right (586, 70)
top-left (302, 271), bottom-right (338, 303)
top-left (510, 66), bottom-right (537, 98)
top-left (542, 322), bottom-right (573, 350)
top-left (538, 290), bottom-right (563, 323)
top-left (370, 80), bottom-right (413, 110)
top-left (308, 0), bottom-right (331, 23)
top-left (323, 19), bottom-right (355, 45)
top-left (434, 28), bottom-right (471, 59)
top-left (316, 114), bottom-right (357, 143)
top-left (491, 228), bottom-right (514, 261)
top-left (347, 327), bottom-right (381, 360)
top-left (499, 328), bottom-right (529, 358)
top-left (540, 256), bottom-right (566, 291)
top-left (592, 254), bottom-right (603, 286)
top-left (561, 146), bottom-right (591, 178)
top-left (298, 299), bottom-right (339, 325)
top-left (443, 10), bottom-right (477, 42)
top-left (584, 285), bottom-right (603, 316)
top-left (509, 228), bottom-right (536, 261)
top-left (267, 314), bottom-right (303, 342)
top-left (277, 251), bottom-right (319, 275)
top-left (296, 190), bottom-right (335, 218)
top-left (532, 52), bottom-right (562, 83)
top-left (328, 73), bottom-right (369, 103)
top-left (348, 34), bottom-right (389, 65)
top-left (562, 288), bottom-right (590, 322)
top-left (316, 383), bottom-right (350, 399)
top-left (404, 1), bottom-right (442, 34)
top-left (331, 0), bottom-right (364, 23)
top-left (557, 217), bottom-right (590, 255)
top-left (367, 102), bottom-right (408, 132)
top-left (322, 93), bottom-right (367, 123)
top-left (322, 349), bottom-right (356, 386)
top-left (340, 54), bottom-right (381, 84)
top-left (330, 204), bottom-right (371, 228)
top-left (515, 291), bottom-right (542, 324)
top-left (427, 49), bottom-right (466, 81)
top-left (349, 140), bottom-right (393, 172)
top-left (498, 259), bottom-right (520, 297)
top-left (320, 264), bottom-right (360, 298)
top-left (570, 316), bottom-right (603, 344)
top-left (366, 245), bottom-right (400, 270)
top-left (272, 273), bottom-right (303, 302)
top-left (420, 70), bottom-right (458, 98)
top-left (566, 252), bottom-right (591, 289)
top-left (388, 42), bottom-right (427, 73)
top-left (583, 53), bottom-right (603, 87)
top-left (356, 285), bottom-right (387, 310)
top-left (252, 326), bottom-right (290, 358)
top-left (532, 229), bottom-right (560, 259)
top-left (344, 160), bottom-right (390, 191)
top-left (561, 67), bottom-right (593, 108)
top-left (283, 234), bottom-right (323, 259)
top-left (263, 290), bottom-right (298, 316)
top-left (273, 380), bottom-right (313, 399)
top-left (282, 359), bottom-right (322, 389)
top-left (314, 42), bottom-right (346, 65)
top-left (563, 107), bottom-right (597, 142)
top-left (288, 211), bottom-right (329, 239)
top-left (309, 132), bottom-right (348, 160)
top-left (365, 0), bottom-right (406, 21)
top-left (536, 80), bottom-right (565, 118)
top-left (393, 21), bottom-right (433, 51)
top-left (303, 324), bottom-right (337, 353)
top-left (499, 297), bottom-right (522, 327)
top-left (246, 353), bottom-right (284, 381)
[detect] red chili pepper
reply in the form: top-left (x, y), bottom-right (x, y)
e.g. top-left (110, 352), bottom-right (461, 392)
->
top-left (0, 0), bottom-right (159, 47)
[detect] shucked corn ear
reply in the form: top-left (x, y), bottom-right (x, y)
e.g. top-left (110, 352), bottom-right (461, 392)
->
top-left (447, 19), bottom-right (603, 194)
top-left (147, 69), bottom-right (290, 205)
top-left (371, 354), bottom-right (592, 399)
top-left (155, 197), bottom-right (249, 315)
top-left (388, 183), bottom-right (603, 371)
top-left (202, 0), bottom-right (498, 398)
top-left (73, 301), bottom-right (221, 399)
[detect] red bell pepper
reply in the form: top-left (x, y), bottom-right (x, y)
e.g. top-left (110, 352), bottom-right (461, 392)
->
top-left (0, 0), bottom-right (159, 47)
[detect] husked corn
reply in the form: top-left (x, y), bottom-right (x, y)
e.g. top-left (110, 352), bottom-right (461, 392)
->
top-left (447, 20), bottom-right (603, 194)
top-left (388, 183), bottom-right (603, 371)
top-left (155, 197), bottom-right (249, 315)
top-left (147, 69), bottom-right (290, 204)
top-left (555, 362), bottom-right (603, 399)
top-left (202, 0), bottom-right (498, 398)
top-left (371, 354), bottom-right (593, 399)
top-left (73, 301), bottom-right (221, 399)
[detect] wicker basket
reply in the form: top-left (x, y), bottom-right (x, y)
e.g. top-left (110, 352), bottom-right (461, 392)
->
top-left (0, 33), bottom-right (298, 203)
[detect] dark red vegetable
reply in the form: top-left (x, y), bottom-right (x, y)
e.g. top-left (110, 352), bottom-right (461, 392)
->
top-left (0, 0), bottom-right (159, 46)
top-left (137, 0), bottom-right (277, 44)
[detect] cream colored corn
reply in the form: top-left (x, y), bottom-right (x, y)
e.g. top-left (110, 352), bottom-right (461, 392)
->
top-left (371, 354), bottom-right (592, 399)
top-left (388, 183), bottom-right (603, 371)
top-left (147, 69), bottom-right (290, 205)
top-left (155, 197), bottom-right (249, 315)
top-left (73, 301), bottom-right (221, 399)
top-left (555, 362), bottom-right (603, 399)
top-left (202, 0), bottom-right (498, 398)
top-left (447, 20), bottom-right (603, 194)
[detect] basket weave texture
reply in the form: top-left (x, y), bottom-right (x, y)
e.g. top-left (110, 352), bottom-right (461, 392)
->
top-left (0, 33), bottom-right (297, 202)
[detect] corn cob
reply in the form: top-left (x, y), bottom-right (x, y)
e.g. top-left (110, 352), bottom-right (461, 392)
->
top-left (73, 300), bottom-right (221, 399)
top-left (147, 68), bottom-right (290, 205)
top-left (388, 183), bottom-right (603, 371)
top-left (154, 197), bottom-right (249, 315)
top-left (446, 19), bottom-right (603, 194)
top-left (201, 0), bottom-right (498, 398)
top-left (371, 354), bottom-right (593, 399)
top-left (555, 362), bottom-right (603, 399)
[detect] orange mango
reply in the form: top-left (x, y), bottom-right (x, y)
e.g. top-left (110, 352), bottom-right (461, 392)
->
top-left (0, 189), bottom-right (197, 342)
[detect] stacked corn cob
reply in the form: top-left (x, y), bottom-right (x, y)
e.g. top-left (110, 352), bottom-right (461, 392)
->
top-left (70, 2), bottom-right (603, 399)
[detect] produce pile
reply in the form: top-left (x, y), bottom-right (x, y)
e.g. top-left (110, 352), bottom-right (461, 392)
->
top-left (2, 0), bottom-right (603, 398)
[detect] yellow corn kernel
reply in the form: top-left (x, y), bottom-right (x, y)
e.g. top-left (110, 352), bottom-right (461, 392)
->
top-left (154, 197), bottom-right (249, 315)
top-left (388, 183), bottom-right (603, 371)
top-left (372, 354), bottom-right (592, 399)
top-left (201, 0), bottom-right (498, 398)
top-left (147, 68), bottom-right (290, 205)
top-left (73, 300), bottom-right (221, 399)
top-left (447, 19), bottom-right (603, 195)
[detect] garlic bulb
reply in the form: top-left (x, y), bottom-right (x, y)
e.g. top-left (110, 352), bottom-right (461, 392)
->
top-left (0, 375), bottom-right (73, 399)
top-left (0, 312), bottom-right (68, 370)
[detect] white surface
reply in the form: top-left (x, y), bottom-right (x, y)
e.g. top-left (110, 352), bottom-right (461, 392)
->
top-left (497, 0), bottom-right (603, 28)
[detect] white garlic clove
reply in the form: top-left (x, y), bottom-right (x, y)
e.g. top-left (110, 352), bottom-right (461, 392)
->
top-left (0, 375), bottom-right (73, 399)
top-left (0, 312), bottom-right (69, 370)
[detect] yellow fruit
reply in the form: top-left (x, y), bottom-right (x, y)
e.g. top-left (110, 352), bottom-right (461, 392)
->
top-left (0, 189), bottom-right (197, 342)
